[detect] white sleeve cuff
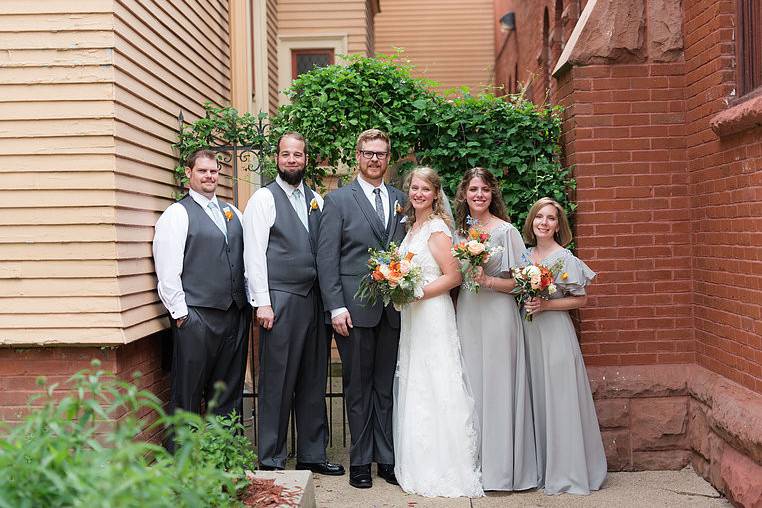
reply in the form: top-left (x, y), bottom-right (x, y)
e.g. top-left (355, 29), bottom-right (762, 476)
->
top-left (252, 291), bottom-right (271, 307)
top-left (330, 307), bottom-right (349, 319)
top-left (169, 303), bottom-right (188, 319)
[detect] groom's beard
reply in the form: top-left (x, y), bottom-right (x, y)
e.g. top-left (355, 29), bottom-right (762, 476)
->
top-left (278, 167), bottom-right (305, 186)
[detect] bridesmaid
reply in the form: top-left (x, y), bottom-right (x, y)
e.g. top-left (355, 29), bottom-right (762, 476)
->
top-left (521, 197), bottom-right (607, 495)
top-left (454, 168), bottom-right (539, 491)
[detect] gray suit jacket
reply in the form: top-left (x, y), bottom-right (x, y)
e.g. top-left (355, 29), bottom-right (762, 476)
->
top-left (317, 179), bottom-right (407, 328)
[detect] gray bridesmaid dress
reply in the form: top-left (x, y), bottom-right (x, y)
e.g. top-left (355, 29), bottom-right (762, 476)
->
top-left (521, 247), bottom-right (607, 495)
top-left (455, 222), bottom-right (539, 491)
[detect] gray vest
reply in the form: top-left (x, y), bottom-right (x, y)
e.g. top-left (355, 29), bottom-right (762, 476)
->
top-left (266, 182), bottom-right (320, 296)
top-left (179, 195), bottom-right (246, 310)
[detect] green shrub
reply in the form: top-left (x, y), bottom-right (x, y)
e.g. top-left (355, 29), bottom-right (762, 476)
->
top-left (270, 52), bottom-right (574, 227)
top-left (0, 361), bottom-right (256, 508)
top-left (173, 53), bottom-right (574, 226)
top-left (271, 52), bottom-right (438, 184)
top-left (416, 92), bottom-right (574, 228)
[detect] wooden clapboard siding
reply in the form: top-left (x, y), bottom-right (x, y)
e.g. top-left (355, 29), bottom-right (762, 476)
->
top-left (112, 0), bottom-right (232, 343)
top-left (374, 0), bottom-right (495, 94)
top-left (0, 1), bottom-right (118, 345)
top-left (279, 0), bottom-right (370, 55)
top-left (0, 1), bottom-right (232, 345)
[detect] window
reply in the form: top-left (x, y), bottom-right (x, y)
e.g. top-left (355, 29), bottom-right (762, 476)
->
top-left (553, 0), bottom-right (564, 64)
top-left (291, 49), bottom-right (335, 79)
top-left (542, 8), bottom-right (551, 96)
top-left (737, 0), bottom-right (762, 97)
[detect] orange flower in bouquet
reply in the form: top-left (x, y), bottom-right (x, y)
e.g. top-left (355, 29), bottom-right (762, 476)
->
top-left (355, 245), bottom-right (423, 311)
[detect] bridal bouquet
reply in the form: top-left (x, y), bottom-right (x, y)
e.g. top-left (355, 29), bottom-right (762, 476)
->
top-left (452, 219), bottom-right (503, 293)
top-left (355, 243), bottom-right (424, 311)
top-left (511, 259), bottom-right (564, 321)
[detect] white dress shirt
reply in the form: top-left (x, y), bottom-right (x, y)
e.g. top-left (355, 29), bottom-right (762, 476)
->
top-left (152, 189), bottom-right (244, 319)
top-left (330, 175), bottom-right (390, 320)
top-left (242, 176), bottom-right (324, 308)
top-left (356, 173), bottom-right (390, 226)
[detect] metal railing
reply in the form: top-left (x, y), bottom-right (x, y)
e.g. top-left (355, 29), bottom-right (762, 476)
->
top-left (243, 333), bottom-right (347, 456)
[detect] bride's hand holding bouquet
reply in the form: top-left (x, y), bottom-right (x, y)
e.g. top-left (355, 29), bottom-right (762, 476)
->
top-left (355, 242), bottom-right (424, 311)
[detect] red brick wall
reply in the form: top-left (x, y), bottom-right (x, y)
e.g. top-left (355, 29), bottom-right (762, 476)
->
top-left (0, 333), bottom-right (170, 440)
top-left (684, 0), bottom-right (762, 394)
top-left (494, 0), bottom-right (762, 394)
top-left (559, 63), bottom-right (694, 367)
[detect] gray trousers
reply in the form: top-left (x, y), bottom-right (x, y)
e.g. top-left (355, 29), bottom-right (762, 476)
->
top-left (335, 310), bottom-right (399, 466)
top-left (169, 304), bottom-right (251, 418)
top-left (257, 289), bottom-right (330, 468)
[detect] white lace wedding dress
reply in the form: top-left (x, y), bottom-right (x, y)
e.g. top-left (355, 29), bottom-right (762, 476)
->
top-left (393, 217), bottom-right (484, 498)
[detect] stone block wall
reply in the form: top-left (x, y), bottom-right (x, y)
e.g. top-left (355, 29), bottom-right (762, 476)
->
top-left (590, 364), bottom-right (762, 507)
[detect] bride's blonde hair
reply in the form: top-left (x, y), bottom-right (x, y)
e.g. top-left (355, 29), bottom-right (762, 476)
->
top-left (402, 166), bottom-right (452, 229)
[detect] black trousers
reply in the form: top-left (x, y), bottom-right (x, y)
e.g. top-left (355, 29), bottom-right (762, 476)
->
top-left (257, 289), bottom-right (330, 468)
top-left (335, 310), bottom-right (399, 466)
top-left (169, 304), bottom-right (251, 419)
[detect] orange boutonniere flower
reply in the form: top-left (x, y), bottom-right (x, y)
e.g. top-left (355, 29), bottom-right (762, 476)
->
top-left (309, 197), bottom-right (319, 214)
top-left (222, 207), bottom-right (233, 222)
top-left (394, 200), bottom-right (403, 215)
top-left (561, 272), bottom-right (569, 280)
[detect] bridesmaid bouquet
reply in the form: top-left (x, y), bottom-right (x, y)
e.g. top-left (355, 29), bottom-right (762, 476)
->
top-left (511, 259), bottom-right (564, 321)
top-left (355, 243), bottom-right (424, 311)
top-left (452, 220), bottom-right (503, 293)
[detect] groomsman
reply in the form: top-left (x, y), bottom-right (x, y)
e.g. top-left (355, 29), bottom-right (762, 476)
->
top-left (317, 129), bottom-right (407, 488)
top-left (243, 132), bottom-right (344, 475)
top-left (153, 149), bottom-right (251, 446)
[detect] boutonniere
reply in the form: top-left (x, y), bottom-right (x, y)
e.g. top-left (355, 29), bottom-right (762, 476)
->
top-left (309, 197), bottom-right (319, 215)
top-left (394, 200), bottom-right (403, 215)
top-left (222, 206), bottom-right (233, 222)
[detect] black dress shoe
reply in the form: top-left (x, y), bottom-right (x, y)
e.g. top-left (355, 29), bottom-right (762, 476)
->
top-left (349, 464), bottom-right (372, 489)
top-left (377, 463), bottom-right (398, 485)
top-left (295, 461), bottom-right (345, 476)
top-left (258, 464), bottom-right (284, 471)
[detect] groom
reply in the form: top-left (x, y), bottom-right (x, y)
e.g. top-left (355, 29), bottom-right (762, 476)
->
top-left (317, 129), bottom-right (406, 489)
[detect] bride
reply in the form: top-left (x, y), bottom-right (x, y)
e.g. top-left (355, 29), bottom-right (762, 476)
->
top-left (393, 166), bottom-right (484, 498)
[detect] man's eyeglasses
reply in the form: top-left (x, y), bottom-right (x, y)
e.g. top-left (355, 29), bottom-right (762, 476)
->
top-left (358, 150), bottom-right (389, 160)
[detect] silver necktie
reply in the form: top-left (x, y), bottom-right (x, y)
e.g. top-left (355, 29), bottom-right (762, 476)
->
top-left (291, 188), bottom-right (309, 231)
top-left (373, 188), bottom-right (385, 226)
top-left (207, 201), bottom-right (228, 240)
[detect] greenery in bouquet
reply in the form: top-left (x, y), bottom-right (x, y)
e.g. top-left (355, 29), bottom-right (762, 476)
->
top-left (355, 242), bottom-right (424, 311)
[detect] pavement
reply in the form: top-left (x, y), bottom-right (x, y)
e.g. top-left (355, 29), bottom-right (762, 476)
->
top-left (306, 449), bottom-right (729, 508)
top-left (243, 377), bottom-right (730, 508)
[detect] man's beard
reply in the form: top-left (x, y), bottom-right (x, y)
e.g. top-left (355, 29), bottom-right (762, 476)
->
top-left (278, 167), bottom-right (305, 186)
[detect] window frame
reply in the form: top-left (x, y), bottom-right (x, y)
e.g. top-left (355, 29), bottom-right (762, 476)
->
top-left (291, 48), bottom-right (335, 80)
top-left (736, 0), bottom-right (762, 99)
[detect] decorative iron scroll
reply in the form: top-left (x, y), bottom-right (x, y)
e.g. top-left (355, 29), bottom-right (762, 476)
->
top-left (177, 110), bottom-right (272, 206)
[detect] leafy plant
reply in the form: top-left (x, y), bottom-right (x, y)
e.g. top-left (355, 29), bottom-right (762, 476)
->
top-left (271, 51), bottom-right (439, 184)
top-left (0, 360), bottom-right (256, 508)
top-left (173, 53), bottom-right (575, 227)
top-left (417, 92), bottom-right (574, 228)
top-left (272, 53), bottom-right (574, 228)
top-left (194, 412), bottom-right (257, 479)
